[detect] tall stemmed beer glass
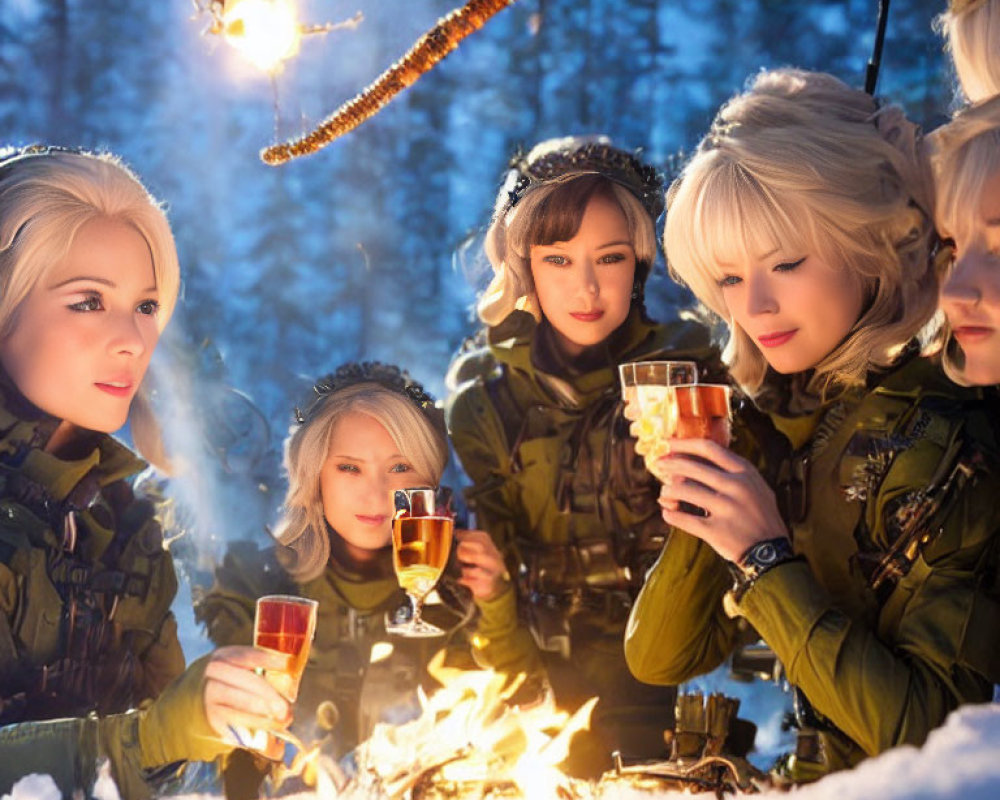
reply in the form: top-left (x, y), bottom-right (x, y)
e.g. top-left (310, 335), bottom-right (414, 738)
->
top-left (386, 487), bottom-right (454, 638)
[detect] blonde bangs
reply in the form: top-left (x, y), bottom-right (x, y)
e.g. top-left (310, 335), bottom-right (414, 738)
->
top-left (938, 133), bottom-right (1000, 244)
top-left (667, 157), bottom-right (805, 319)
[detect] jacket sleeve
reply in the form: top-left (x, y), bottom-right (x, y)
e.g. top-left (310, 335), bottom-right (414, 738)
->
top-left (446, 379), bottom-right (545, 681)
top-left (0, 655), bottom-right (230, 800)
top-left (734, 468), bottom-right (1000, 757)
top-left (623, 527), bottom-right (741, 684)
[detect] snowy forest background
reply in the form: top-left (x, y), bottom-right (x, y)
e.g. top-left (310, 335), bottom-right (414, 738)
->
top-left (1, 0), bottom-right (956, 659)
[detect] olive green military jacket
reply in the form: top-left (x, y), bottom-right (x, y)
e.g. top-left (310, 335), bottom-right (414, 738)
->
top-left (0, 379), bottom-right (209, 797)
top-left (625, 355), bottom-right (1000, 777)
top-left (196, 539), bottom-right (528, 755)
top-left (447, 309), bottom-right (715, 622)
top-left (445, 309), bottom-right (718, 745)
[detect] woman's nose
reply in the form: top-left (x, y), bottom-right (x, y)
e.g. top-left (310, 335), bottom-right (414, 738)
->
top-left (941, 252), bottom-right (984, 307)
top-left (745, 276), bottom-right (778, 316)
top-left (107, 311), bottom-right (147, 357)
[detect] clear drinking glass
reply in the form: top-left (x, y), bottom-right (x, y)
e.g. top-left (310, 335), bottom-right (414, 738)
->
top-left (253, 594), bottom-right (319, 702)
top-left (618, 360), bottom-right (699, 467)
top-left (231, 594), bottom-right (318, 754)
top-left (662, 383), bottom-right (733, 515)
top-left (386, 487), bottom-right (455, 638)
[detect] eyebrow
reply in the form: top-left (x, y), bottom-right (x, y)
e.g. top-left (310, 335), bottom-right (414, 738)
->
top-left (536, 239), bottom-right (633, 249)
top-left (332, 453), bottom-right (407, 462)
top-left (49, 275), bottom-right (158, 293)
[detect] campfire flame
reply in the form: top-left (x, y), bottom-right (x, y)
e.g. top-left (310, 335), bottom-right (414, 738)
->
top-left (328, 663), bottom-right (594, 799)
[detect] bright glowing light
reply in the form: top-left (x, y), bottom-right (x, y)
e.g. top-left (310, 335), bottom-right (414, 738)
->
top-left (223, 0), bottom-right (302, 72)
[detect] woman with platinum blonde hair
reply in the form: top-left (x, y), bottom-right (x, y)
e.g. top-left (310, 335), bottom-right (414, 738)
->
top-left (197, 362), bottom-right (531, 784)
top-left (447, 136), bottom-right (719, 776)
top-left (625, 69), bottom-right (1000, 783)
top-left (0, 148), bottom-right (292, 798)
top-left (938, 0), bottom-right (1000, 104)
top-left (931, 94), bottom-right (1000, 385)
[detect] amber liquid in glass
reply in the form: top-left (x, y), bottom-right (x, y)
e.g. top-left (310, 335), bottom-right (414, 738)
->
top-left (666, 384), bottom-right (732, 446)
top-left (253, 597), bottom-right (317, 702)
top-left (392, 515), bottom-right (454, 599)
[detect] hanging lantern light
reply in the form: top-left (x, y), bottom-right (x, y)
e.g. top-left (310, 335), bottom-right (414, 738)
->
top-left (197, 0), bottom-right (361, 73)
top-left (222, 0), bottom-right (302, 72)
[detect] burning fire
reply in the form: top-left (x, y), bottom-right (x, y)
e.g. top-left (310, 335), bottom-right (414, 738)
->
top-left (346, 662), bottom-right (595, 799)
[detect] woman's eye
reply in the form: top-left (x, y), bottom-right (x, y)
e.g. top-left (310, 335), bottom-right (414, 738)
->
top-left (337, 463), bottom-right (361, 474)
top-left (389, 462), bottom-right (412, 474)
top-left (542, 254), bottom-right (569, 266)
top-left (598, 253), bottom-right (627, 264)
top-left (774, 257), bottom-right (806, 273)
top-left (718, 275), bottom-right (742, 288)
top-left (137, 299), bottom-right (160, 316)
top-left (68, 294), bottom-right (103, 312)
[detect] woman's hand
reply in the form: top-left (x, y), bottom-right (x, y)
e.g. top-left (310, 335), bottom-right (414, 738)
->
top-left (202, 646), bottom-right (294, 760)
top-left (455, 529), bottom-right (510, 602)
top-left (655, 437), bottom-right (788, 563)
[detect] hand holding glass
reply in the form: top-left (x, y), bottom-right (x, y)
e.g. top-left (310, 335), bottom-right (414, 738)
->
top-left (618, 360), bottom-right (698, 470)
top-left (231, 594), bottom-right (317, 754)
top-left (387, 487), bottom-right (454, 638)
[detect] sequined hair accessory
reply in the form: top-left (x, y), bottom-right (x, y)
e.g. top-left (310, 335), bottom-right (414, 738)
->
top-left (0, 144), bottom-right (91, 172)
top-left (503, 137), bottom-right (665, 220)
top-left (294, 361), bottom-right (441, 430)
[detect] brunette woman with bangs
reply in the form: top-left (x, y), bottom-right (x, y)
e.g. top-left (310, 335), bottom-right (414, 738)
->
top-left (446, 136), bottom-right (718, 776)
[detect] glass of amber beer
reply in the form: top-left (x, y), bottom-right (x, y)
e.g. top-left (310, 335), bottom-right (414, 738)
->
top-left (618, 360), bottom-right (699, 472)
top-left (662, 383), bottom-right (732, 515)
top-left (386, 487), bottom-right (454, 638)
top-left (253, 594), bottom-right (319, 702)
top-left (663, 383), bottom-right (732, 447)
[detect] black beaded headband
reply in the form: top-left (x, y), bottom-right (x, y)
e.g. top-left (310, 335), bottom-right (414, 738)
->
top-left (503, 140), bottom-right (665, 220)
top-left (294, 361), bottom-right (439, 427)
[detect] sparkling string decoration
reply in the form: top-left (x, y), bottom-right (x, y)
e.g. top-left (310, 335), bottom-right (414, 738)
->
top-left (261, 0), bottom-right (516, 165)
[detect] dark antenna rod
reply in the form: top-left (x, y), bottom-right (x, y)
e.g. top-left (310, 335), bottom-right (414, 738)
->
top-left (865, 0), bottom-right (891, 95)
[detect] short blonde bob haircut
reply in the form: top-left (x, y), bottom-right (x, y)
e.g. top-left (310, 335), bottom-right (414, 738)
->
top-left (665, 69), bottom-right (936, 397)
top-left (274, 382), bottom-right (449, 583)
top-left (929, 94), bottom-right (1000, 383)
top-left (477, 141), bottom-right (657, 328)
top-left (937, 0), bottom-right (1000, 104)
top-left (0, 149), bottom-right (181, 465)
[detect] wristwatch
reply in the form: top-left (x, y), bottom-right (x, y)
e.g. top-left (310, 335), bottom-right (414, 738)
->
top-left (728, 537), bottom-right (796, 600)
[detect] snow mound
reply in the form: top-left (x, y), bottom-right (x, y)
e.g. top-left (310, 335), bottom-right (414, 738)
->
top-left (765, 703), bottom-right (1000, 800)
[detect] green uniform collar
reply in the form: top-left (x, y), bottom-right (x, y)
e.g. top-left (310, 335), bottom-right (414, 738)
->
top-left (486, 307), bottom-right (709, 407)
top-left (301, 545), bottom-right (401, 613)
top-left (0, 373), bottom-right (146, 504)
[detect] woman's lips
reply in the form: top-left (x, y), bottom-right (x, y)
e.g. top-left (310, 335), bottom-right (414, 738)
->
top-left (570, 310), bottom-right (604, 322)
top-left (952, 325), bottom-right (995, 345)
top-left (355, 514), bottom-right (388, 526)
top-left (95, 381), bottom-right (133, 398)
top-left (757, 329), bottom-right (798, 348)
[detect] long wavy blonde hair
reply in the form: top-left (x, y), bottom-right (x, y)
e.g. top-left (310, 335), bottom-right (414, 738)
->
top-left (664, 69), bottom-right (936, 397)
top-left (274, 382), bottom-right (449, 582)
top-left (937, 0), bottom-right (1000, 104)
top-left (0, 149), bottom-right (181, 467)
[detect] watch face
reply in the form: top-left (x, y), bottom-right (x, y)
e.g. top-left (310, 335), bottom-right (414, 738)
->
top-left (755, 542), bottom-right (777, 565)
